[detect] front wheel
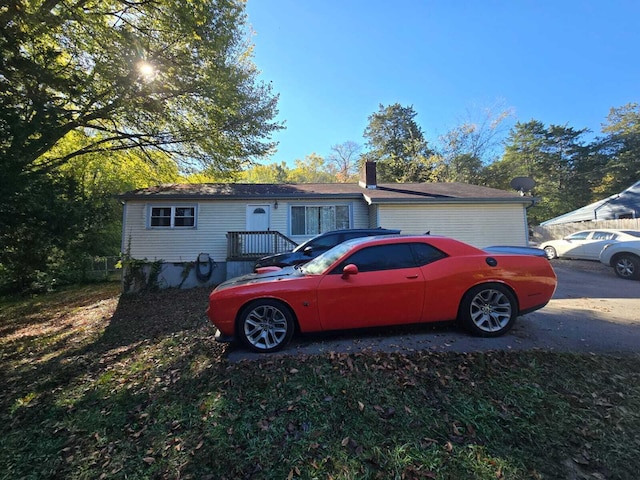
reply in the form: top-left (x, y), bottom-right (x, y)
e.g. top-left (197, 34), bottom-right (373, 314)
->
top-left (459, 284), bottom-right (517, 337)
top-left (613, 254), bottom-right (640, 280)
top-left (543, 246), bottom-right (557, 260)
top-left (237, 299), bottom-right (295, 353)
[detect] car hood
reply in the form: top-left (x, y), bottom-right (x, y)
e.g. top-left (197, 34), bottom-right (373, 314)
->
top-left (214, 266), bottom-right (302, 292)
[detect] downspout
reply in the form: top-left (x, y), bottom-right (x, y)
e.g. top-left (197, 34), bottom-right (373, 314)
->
top-left (524, 197), bottom-right (537, 246)
top-left (120, 201), bottom-right (127, 289)
top-left (120, 201), bottom-right (127, 255)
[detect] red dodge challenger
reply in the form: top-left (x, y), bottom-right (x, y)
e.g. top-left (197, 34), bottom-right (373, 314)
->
top-left (207, 235), bottom-right (557, 353)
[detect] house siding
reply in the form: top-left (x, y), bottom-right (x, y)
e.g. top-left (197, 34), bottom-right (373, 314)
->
top-left (123, 201), bottom-right (243, 263)
top-left (122, 197), bottom-right (370, 263)
top-left (376, 203), bottom-right (528, 247)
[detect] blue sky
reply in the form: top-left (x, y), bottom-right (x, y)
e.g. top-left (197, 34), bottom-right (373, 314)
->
top-left (244, 1), bottom-right (640, 164)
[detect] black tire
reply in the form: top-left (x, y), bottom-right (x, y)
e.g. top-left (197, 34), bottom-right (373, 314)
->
top-left (543, 246), bottom-right (557, 260)
top-left (237, 299), bottom-right (295, 353)
top-left (459, 284), bottom-right (517, 337)
top-left (612, 253), bottom-right (640, 280)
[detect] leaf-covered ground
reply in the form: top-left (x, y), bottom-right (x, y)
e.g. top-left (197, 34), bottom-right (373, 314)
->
top-left (1, 284), bottom-right (639, 479)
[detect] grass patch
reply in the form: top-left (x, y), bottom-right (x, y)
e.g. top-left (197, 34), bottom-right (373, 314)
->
top-left (1, 284), bottom-right (639, 479)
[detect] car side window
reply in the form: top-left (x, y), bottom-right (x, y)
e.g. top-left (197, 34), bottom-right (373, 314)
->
top-left (568, 232), bottom-right (589, 240)
top-left (410, 242), bottom-right (448, 266)
top-left (310, 234), bottom-right (340, 250)
top-left (330, 244), bottom-right (416, 273)
top-left (591, 231), bottom-right (616, 240)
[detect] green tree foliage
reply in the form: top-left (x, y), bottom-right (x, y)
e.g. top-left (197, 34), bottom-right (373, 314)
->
top-left (0, 0), bottom-right (281, 292)
top-left (486, 120), bottom-right (591, 224)
top-left (597, 103), bottom-right (640, 195)
top-left (363, 103), bottom-right (435, 182)
top-left (0, 0), bottom-right (281, 180)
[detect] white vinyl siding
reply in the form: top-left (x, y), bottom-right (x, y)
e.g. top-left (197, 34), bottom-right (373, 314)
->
top-left (376, 203), bottom-right (528, 247)
top-left (124, 201), bottom-right (248, 262)
top-left (122, 198), bottom-right (528, 264)
top-left (122, 198), bottom-right (369, 262)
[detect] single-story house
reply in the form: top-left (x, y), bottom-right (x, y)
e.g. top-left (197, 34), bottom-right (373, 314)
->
top-left (117, 162), bottom-right (535, 289)
top-left (541, 180), bottom-right (640, 226)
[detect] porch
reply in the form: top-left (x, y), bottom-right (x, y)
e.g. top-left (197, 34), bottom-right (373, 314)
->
top-left (226, 231), bottom-right (298, 278)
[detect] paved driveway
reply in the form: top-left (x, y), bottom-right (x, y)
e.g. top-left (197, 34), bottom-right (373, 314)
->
top-left (226, 260), bottom-right (640, 361)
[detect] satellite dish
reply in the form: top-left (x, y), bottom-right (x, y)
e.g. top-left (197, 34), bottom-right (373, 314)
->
top-left (510, 177), bottom-right (536, 195)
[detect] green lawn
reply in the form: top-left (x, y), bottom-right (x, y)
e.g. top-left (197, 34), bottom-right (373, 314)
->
top-left (1, 284), bottom-right (639, 479)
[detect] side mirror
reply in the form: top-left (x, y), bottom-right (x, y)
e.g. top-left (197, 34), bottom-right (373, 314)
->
top-left (342, 264), bottom-right (359, 278)
top-left (303, 246), bottom-right (313, 256)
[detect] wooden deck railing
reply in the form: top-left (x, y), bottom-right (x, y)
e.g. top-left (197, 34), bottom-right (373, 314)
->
top-left (226, 231), bottom-right (298, 260)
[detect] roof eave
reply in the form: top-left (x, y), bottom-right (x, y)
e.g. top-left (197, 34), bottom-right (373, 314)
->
top-left (363, 196), bottom-right (535, 205)
top-left (117, 193), bottom-right (366, 202)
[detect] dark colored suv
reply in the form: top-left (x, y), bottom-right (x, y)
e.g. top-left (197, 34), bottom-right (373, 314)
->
top-left (254, 228), bottom-right (401, 270)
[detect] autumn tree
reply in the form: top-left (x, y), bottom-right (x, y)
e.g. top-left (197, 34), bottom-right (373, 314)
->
top-left (363, 103), bottom-right (435, 182)
top-left (241, 161), bottom-right (290, 183)
top-left (438, 104), bottom-right (514, 183)
top-left (288, 154), bottom-right (336, 183)
top-left (327, 141), bottom-right (361, 183)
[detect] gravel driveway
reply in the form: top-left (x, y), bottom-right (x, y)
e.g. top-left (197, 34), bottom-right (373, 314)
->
top-left (226, 259), bottom-right (640, 361)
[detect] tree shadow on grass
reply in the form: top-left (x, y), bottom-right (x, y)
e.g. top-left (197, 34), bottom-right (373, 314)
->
top-left (93, 287), bottom-right (212, 353)
top-left (0, 286), bottom-right (223, 419)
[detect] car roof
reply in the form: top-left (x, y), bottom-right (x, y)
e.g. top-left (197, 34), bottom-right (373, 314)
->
top-left (339, 234), bottom-right (484, 255)
top-left (575, 229), bottom-right (640, 233)
top-left (317, 227), bottom-right (401, 235)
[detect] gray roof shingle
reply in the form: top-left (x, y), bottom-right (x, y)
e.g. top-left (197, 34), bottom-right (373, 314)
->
top-left (117, 182), bottom-right (528, 204)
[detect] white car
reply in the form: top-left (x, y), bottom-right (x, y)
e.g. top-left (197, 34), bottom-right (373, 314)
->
top-left (540, 229), bottom-right (640, 260)
top-left (600, 240), bottom-right (640, 280)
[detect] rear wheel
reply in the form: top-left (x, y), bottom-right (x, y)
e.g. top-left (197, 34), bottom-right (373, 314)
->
top-left (543, 246), bottom-right (557, 260)
top-left (612, 253), bottom-right (640, 280)
top-left (459, 284), bottom-right (517, 337)
top-left (237, 299), bottom-right (295, 353)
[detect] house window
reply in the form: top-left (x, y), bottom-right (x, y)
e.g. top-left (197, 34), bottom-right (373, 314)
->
top-left (149, 206), bottom-right (196, 228)
top-left (291, 205), bottom-right (350, 235)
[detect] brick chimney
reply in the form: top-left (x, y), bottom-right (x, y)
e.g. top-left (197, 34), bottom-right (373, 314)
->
top-left (358, 161), bottom-right (377, 189)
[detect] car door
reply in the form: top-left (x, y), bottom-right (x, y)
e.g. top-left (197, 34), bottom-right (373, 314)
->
top-left (316, 243), bottom-right (425, 330)
top-left (580, 231), bottom-right (618, 260)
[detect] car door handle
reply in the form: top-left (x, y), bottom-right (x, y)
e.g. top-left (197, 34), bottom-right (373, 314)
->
top-left (406, 274), bottom-right (419, 279)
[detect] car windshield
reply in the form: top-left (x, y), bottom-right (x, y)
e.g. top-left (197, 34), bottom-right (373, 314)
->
top-left (292, 238), bottom-right (312, 253)
top-left (301, 242), bottom-right (353, 275)
top-left (622, 230), bottom-right (640, 238)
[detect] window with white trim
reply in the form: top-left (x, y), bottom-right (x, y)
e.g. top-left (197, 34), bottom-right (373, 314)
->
top-left (149, 206), bottom-right (196, 228)
top-left (291, 205), bottom-right (350, 235)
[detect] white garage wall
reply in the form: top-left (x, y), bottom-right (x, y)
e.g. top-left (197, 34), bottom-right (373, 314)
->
top-left (377, 203), bottom-right (528, 247)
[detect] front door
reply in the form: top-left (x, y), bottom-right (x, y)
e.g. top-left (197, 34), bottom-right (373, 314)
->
top-left (246, 205), bottom-right (272, 255)
top-left (247, 205), bottom-right (270, 231)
